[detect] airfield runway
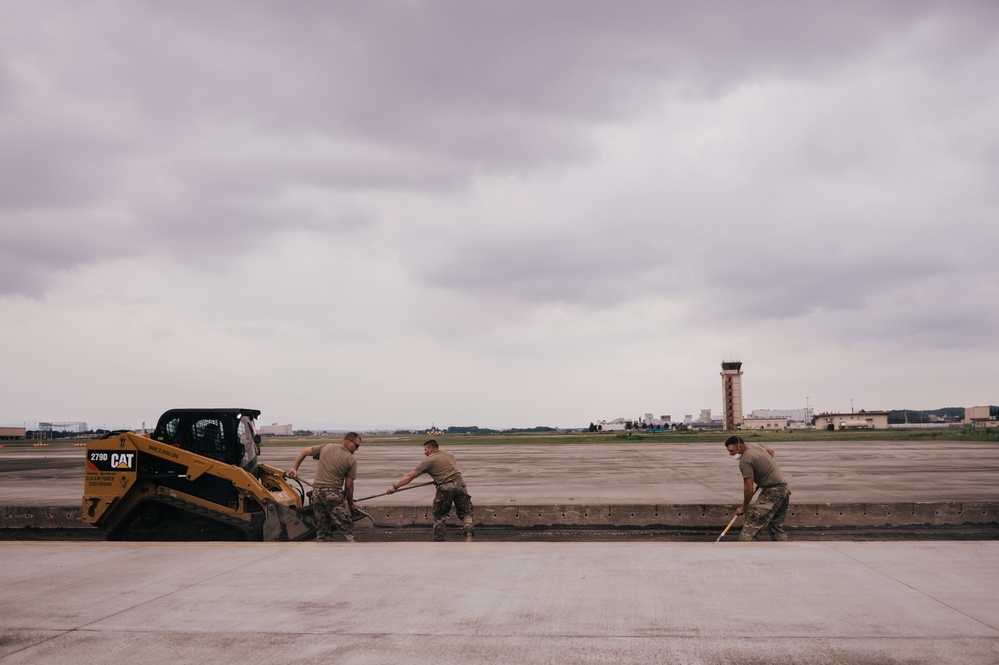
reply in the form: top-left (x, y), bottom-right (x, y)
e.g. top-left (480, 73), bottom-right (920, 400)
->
top-left (2, 540), bottom-right (998, 664)
top-left (3, 438), bottom-right (998, 535)
top-left (3, 438), bottom-right (999, 505)
top-left (2, 439), bottom-right (998, 663)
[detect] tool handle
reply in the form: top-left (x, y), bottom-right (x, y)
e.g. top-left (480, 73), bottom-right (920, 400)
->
top-left (715, 514), bottom-right (739, 542)
top-left (283, 475), bottom-right (433, 501)
top-left (715, 488), bottom-right (760, 542)
top-left (355, 480), bottom-right (435, 502)
top-left (284, 473), bottom-right (313, 488)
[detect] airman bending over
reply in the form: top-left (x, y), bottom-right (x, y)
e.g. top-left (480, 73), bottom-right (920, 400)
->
top-left (289, 433), bottom-right (362, 543)
top-left (388, 440), bottom-right (474, 542)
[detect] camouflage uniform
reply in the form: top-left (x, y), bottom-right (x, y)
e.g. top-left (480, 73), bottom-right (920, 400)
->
top-left (405, 447), bottom-right (475, 541)
top-left (313, 486), bottom-right (355, 542)
top-left (739, 483), bottom-right (791, 542)
top-left (308, 441), bottom-right (358, 543)
top-left (431, 477), bottom-right (474, 542)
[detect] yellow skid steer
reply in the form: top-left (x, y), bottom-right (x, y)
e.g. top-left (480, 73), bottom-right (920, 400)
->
top-left (82, 408), bottom-right (315, 541)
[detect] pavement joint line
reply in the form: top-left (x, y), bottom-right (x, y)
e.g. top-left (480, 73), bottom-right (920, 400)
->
top-left (824, 542), bottom-right (999, 635)
top-left (6, 629), bottom-right (999, 641)
top-left (17, 630), bottom-right (999, 641)
top-left (62, 547), bottom-right (289, 632)
top-left (0, 631), bottom-right (68, 661)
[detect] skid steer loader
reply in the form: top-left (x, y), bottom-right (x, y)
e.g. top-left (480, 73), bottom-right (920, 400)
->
top-left (82, 408), bottom-right (319, 541)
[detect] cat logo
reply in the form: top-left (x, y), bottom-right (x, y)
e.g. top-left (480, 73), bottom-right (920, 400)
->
top-left (111, 453), bottom-right (135, 470)
top-left (87, 450), bottom-right (137, 473)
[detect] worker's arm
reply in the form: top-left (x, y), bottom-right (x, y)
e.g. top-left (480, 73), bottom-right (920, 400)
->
top-left (735, 476), bottom-right (755, 515)
top-left (387, 469), bottom-right (420, 494)
top-left (286, 447), bottom-right (312, 479)
top-left (763, 445), bottom-right (775, 458)
top-left (345, 477), bottom-right (355, 509)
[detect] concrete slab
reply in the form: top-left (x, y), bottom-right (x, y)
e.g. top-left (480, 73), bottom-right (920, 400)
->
top-left (3, 439), bottom-right (999, 506)
top-left (1, 541), bottom-right (997, 664)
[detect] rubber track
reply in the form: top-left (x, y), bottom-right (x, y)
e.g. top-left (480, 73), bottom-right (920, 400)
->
top-left (112, 492), bottom-right (261, 541)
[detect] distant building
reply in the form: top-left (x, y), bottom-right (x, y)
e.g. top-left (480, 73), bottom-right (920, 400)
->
top-left (597, 418), bottom-right (635, 432)
top-left (258, 423), bottom-right (293, 436)
top-left (743, 417), bottom-right (787, 430)
top-left (965, 406), bottom-right (995, 427)
top-left (643, 413), bottom-right (670, 428)
top-left (749, 408), bottom-right (814, 424)
top-left (814, 411), bottom-right (890, 431)
top-left (698, 409), bottom-right (712, 423)
top-left (720, 360), bottom-right (744, 430)
top-left (0, 426), bottom-right (26, 440)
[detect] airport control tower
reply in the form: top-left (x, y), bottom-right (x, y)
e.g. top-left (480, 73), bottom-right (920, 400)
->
top-left (720, 360), bottom-right (744, 430)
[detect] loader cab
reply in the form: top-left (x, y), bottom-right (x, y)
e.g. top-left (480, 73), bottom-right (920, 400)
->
top-left (152, 408), bottom-right (262, 470)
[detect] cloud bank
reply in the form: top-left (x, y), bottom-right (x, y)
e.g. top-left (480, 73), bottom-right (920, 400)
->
top-left (2, 2), bottom-right (997, 428)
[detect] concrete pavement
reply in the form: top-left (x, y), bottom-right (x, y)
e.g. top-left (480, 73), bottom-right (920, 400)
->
top-left (1, 540), bottom-right (997, 664)
top-left (3, 440), bottom-right (998, 532)
top-left (4, 438), bottom-right (999, 505)
top-left (3, 440), bottom-right (998, 663)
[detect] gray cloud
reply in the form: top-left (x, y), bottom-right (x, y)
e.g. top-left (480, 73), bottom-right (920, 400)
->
top-left (2, 1), bottom-right (997, 358)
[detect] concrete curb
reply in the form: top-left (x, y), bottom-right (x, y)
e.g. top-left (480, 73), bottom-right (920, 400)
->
top-left (367, 502), bottom-right (999, 528)
top-left (4, 502), bottom-right (998, 530)
top-left (1, 506), bottom-right (84, 529)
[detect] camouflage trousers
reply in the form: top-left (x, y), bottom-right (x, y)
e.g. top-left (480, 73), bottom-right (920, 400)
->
top-left (313, 486), bottom-right (354, 542)
top-left (431, 478), bottom-right (474, 542)
top-left (739, 484), bottom-right (791, 542)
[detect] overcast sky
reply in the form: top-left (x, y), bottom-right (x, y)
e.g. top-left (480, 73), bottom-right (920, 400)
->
top-left (2, 2), bottom-right (997, 431)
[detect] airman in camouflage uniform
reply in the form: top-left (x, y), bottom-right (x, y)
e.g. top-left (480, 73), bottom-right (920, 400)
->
top-left (725, 435), bottom-right (791, 541)
top-left (388, 439), bottom-right (474, 542)
top-left (288, 433), bottom-right (362, 543)
top-left (312, 486), bottom-right (355, 542)
top-left (738, 483), bottom-right (791, 541)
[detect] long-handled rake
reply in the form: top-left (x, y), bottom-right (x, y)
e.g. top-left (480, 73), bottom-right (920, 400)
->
top-left (715, 514), bottom-right (741, 542)
top-left (716, 488), bottom-right (759, 542)
top-left (355, 481), bottom-right (435, 502)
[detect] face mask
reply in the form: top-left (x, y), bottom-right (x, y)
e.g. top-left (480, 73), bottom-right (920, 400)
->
top-left (731, 453), bottom-right (741, 460)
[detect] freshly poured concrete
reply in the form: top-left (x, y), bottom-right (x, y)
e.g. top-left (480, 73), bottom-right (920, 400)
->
top-left (1, 541), bottom-right (997, 664)
top-left (3, 440), bottom-right (999, 663)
